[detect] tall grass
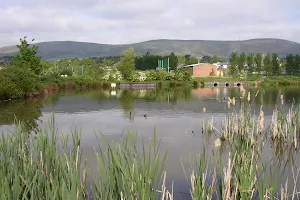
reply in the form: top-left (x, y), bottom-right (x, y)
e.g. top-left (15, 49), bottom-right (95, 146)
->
top-left (0, 120), bottom-right (83, 200)
top-left (185, 86), bottom-right (300, 200)
top-left (0, 121), bottom-right (171, 199)
top-left (91, 131), bottom-right (169, 199)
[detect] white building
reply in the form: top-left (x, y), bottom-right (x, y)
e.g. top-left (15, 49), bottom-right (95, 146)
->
top-left (212, 62), bottom-right (229, 69)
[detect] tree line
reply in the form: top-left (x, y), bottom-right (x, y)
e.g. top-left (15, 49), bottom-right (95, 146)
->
top-left (286, 54), bottom-right (300, 75)
top-left (55, 53), bottom-right (225, 70)
top-left (228, 52), bottom-right (282, 77)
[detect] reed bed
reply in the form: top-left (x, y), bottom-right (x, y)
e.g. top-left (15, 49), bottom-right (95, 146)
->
top-left (0, 121), bottom-right (172, 200)
top-left (187, 86), bottom-right (300, 200)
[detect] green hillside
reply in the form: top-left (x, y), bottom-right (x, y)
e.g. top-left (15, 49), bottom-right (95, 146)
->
top-left (0, 38), bottom-right (300, 60)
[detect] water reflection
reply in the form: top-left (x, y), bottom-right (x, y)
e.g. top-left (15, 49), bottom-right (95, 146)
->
top-left (1, 87), bottom-right (300, 131)
top-left (0, 99), bottom-right (42, 133)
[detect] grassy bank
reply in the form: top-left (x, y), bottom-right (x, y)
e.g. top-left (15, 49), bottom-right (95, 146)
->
top-left (260, 75), bottom-right (300, 87)
top-left (192, 76), bottom-right (260, 88)
top-left (1, 87), bottom-right (300, 199)
top-left (0, 66), bottom-right (192, 101)
top-left (193, 75), bottom-right (300, 88)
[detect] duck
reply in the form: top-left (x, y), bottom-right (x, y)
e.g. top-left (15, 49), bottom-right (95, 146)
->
top-left (129, 111), bottom-right (134, 121)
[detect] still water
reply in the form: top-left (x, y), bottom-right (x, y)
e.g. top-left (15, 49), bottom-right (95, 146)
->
top-left (1, 86), bottom-right (300, 199)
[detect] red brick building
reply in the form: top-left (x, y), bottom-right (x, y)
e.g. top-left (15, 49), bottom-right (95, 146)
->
top-left (183, 63), bottom-right (218, 77)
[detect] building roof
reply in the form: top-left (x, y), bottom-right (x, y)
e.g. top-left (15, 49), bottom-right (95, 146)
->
top-left (182, 63), bottom-right (216, 68)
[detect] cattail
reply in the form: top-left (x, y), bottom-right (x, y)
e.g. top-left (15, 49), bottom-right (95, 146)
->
top-left (214, 138), bottom-right (221, 148)
top-left (240, 85), bottom-right (245, 98)
top-left (247, 91), bottom-right (251, 102)
top-left (203, 107), bottom-right (206, 113)
top-left (191, 171), bottom-right (195, 193)
top-left (227, 97), bottom-right (231, 108)
top-left (121, 191), bottom-right (125, 200)
top-left (294, 127), bottom-right (297, 149)
top-left (258, 110), bottom-right (264, 133)
top-left (272, 110), bottom-right (278, 139)
top-left (228, 97), bottom-right (232, 103)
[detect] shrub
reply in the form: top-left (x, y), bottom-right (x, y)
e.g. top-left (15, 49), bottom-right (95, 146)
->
top-left (0, 67), bottom-right (39, 100)
top-left (173, 68), bottom-right (192, 82)
top-left (156, 69), bottom-right (168, 81)
top-left (145, 70), bottom-right (157, 81)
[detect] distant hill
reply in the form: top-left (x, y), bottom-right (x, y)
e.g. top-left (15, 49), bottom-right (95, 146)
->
top-left (0, 38), bottom-right (300, 60)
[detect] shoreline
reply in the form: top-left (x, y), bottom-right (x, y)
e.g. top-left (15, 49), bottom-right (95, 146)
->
top-left (2, 76), bottom-right (300, 102)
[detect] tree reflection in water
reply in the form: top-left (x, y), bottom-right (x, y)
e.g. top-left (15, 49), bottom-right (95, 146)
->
top-left (0, 95), bottom-right (60, 133)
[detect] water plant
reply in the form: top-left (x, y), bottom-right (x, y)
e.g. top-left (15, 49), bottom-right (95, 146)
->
top-left (0, 119), bottom-right (173, 200)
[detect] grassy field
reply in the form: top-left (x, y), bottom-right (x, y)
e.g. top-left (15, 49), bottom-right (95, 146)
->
top-left (260, 75), bottom-right (300, 86)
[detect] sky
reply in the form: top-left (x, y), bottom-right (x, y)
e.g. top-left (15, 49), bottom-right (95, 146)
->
top-left (0, 0), bottom-right (299, 47)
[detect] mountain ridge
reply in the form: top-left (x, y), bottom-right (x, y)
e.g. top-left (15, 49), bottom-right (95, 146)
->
top-left (0, 38), bottom-right (299, 60)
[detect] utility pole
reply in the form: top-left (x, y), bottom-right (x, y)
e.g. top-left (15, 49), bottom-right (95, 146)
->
top-left (167, 57), bottom-right (170, 73)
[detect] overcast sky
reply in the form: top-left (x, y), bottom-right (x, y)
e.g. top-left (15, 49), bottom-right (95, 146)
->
top-left (0, 0), bottom-right (299, 47)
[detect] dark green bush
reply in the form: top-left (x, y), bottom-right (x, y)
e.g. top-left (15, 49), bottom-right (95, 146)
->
top-left (0, 67), bottom-right (39, 100)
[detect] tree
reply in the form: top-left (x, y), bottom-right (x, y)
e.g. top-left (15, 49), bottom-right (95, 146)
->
top-left (80, 58), bottom-right (95, 67)
top-left (263, 53), bottom-right (272, 76)
top-left (285, 54), bottom-right (295, 75)
top-left (12, 36), bottom-right (42, 75)
top-left (237, 52), bottom-right (247, 72)
top-left (185, 56), bottom-right (198, 65)
top-left (247, 53), bottom-right (255, 74)
top-left (229, 52), bottom-right (238, 77)
top-left (40, 60), bottom-right (54, 75)
top-left (177, 56), bottom-right (186, 64)
top-left (209, 56), bottom-right (225, 64)
top-left (272, 53), bottom-right (281, 75)
top-left (200, 55), bottom-right (211, 63)
top-left (117, 47), bottom-right (136, 80)
top-left (254, 53), bottom-right (263, 74)
top-left (135, 54), bottom-right (163, 70)
top-left (184, 54), bottom-right (191, 61)
top-left (169, 52), bottom-right (178, 70)
top-left (295, 54), bottom-right (300, 75)
top-left (103, 59), bottom-right (114, 67)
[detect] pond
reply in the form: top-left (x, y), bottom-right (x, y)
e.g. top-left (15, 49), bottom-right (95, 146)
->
top-left (1, 86), bottom-right (300, 199)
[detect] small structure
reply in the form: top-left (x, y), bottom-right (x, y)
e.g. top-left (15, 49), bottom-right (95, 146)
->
top-left (182, 63), bottom-right (218, 77)
top-left (110, 90), bottom-right (116, 96)
top-left (212, 62), bottom-right (229, 69)
top-left (119, 82), bottom-right (156, 90)
top-left (111, 83), bottom-right (117, 89)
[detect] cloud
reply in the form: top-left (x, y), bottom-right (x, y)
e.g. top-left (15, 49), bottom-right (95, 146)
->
top-left (0, 0), bottom-right (299, 46)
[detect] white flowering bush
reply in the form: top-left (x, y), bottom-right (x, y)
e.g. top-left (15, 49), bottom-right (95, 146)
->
top-left (145, 70), bottom-right (157, 81)
top-left (114, 70), bottom-right (123, 81)
top-left (129, 71), bottom-right (140, 82)
top-left (174, 68), bottom-right (185, 81)
top-left (238, 70), bottom-right (247, 80)
top-left (155, 69), bottom-right (168, 81)
top-left (138, 71), bottom-right (146, 82)
top-left (102, 72), bottom-right (110, 81)
top-left (102, 69), bottom-right (123, 81)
